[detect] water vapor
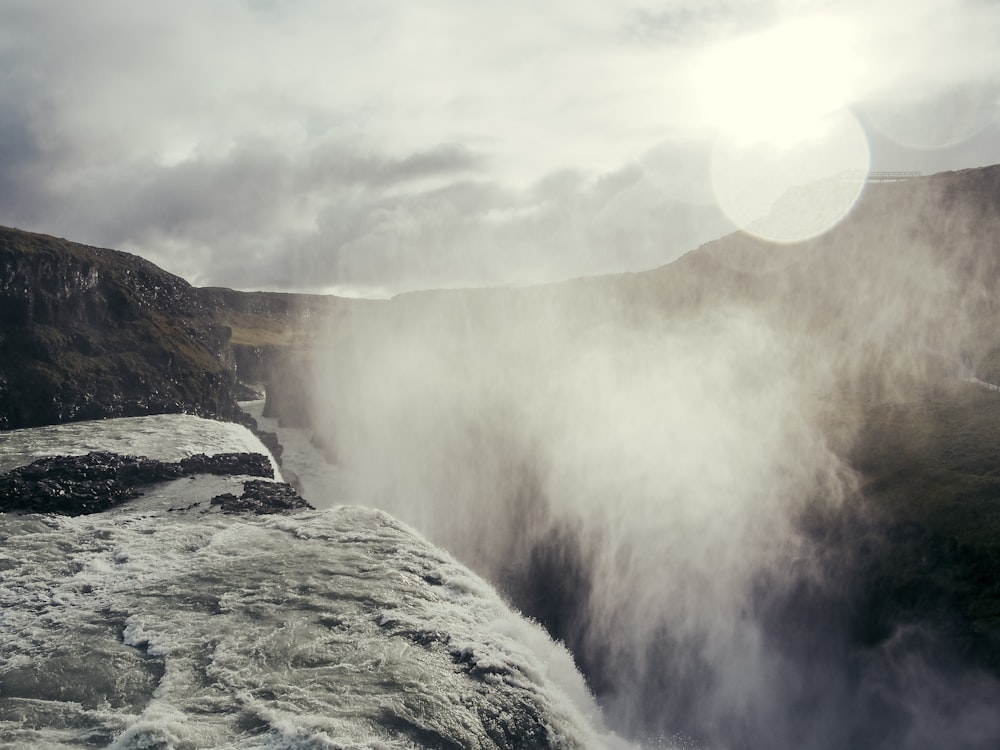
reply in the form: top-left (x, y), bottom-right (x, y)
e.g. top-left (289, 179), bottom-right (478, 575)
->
top-left (299, 170), bottom-right (1000, 748)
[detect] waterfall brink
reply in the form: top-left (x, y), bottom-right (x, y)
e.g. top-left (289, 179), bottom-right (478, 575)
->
top-left (0, 415), bottom-right (618, 749)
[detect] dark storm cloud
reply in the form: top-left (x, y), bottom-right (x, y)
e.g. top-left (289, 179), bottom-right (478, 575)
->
top-left (0, 26), bottom-right (62, 228)
top-left (111, 141), bottom-right (482, 236)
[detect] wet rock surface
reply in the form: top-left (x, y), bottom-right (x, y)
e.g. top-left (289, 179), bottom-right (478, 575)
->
top-left (0, 451), bottom-right (291, 515)
top-left (0, 226), bottom-right (243, 429)
top-left (179, 452), bottom-right (273, 477)
top-left (210, 479), bottom-right (312, 514)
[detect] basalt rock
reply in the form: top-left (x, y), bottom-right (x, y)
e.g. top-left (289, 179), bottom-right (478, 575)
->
top-left (0, 226), bottom-right (242, 429)
top-left (233, 381), bottom-right (265, 401)
top-left (0, 451), bottom-right (277, 515)
top-left (178, 452), bottom-right (273, 477)
top-left (210, 479), bottom-right (312, 515)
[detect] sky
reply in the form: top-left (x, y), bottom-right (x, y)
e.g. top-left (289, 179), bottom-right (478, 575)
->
top-left (1, 0), bottom-right (999, 296)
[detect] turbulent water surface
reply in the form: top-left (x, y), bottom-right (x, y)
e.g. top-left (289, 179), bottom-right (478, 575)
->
top-left (0, 415), bottom-right (611, 750)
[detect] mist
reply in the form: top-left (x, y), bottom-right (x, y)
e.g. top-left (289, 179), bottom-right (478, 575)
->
top-left (293, 171), bottom-right (1000, 748)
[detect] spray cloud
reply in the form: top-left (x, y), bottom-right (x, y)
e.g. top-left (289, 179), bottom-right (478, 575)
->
top-left (297, 169), bottom-right (1000, 748)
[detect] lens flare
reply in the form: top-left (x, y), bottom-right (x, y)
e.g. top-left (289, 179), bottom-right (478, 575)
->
top-left (692, 16), bottom-right (870, 243)
top-left (710, 109), bottom-right (870, 244)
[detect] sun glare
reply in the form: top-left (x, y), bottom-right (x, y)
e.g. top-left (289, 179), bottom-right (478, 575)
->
top-left (694, 16), bottom-right (870, 243)
top-left (710, 109), bottom-right (870, 244)
top-left (696, 17), bottom-right (860, 149)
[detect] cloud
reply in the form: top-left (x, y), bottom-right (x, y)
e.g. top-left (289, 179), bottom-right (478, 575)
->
top-left (0, 0), bottom-right (999, 292)
top-left (0, 95), bottom-right (45, 224)
top-left (251, 160), bottom-right (730, 294)
top-left (626, 0), bottom-right (777, 44)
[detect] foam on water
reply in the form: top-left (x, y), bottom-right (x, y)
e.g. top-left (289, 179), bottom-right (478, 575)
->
top-left (0, 495), bottom-right (610, 748)
top-left (0, 416), bottom-right (626, 749)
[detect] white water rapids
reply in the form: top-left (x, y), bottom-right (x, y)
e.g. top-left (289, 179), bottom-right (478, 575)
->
top-left (0, 414), bottom-right (622, 749)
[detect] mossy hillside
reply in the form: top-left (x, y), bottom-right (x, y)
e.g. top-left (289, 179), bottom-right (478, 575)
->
top-left (0, 226), bottom-right (239, 428)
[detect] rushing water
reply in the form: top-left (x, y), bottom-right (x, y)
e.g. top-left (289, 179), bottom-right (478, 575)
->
top-left (0, 415), bottom-right (617, 749)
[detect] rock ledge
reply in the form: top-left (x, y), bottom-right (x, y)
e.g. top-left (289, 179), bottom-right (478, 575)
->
top-left (0, 451), bottom-right (310, 515)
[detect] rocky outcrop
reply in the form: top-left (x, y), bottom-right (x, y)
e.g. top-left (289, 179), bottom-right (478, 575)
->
top-left (0, 451), bottom-right (284, 515)
top-left (0, 226), bottom-right (244, 429)
top-left (0, 226), bottom-right (363, 432)
top-left (210, 478), bottom-right (312, 514)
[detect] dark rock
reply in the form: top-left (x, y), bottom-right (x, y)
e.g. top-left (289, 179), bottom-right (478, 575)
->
top-left (0, 226), bottom-right (244, 429)
top-left (230, 344), bottom-right (284, 386)
top-left (178, 452), bottom-right (273, 478)
top-left (280, 467), bottom-right (303, 494)
top-left (0, 225), bottom-right (359, 446)
top-left (210, 479), bottom-right (312, 514)
top-left (0, 452), bottom-right (173, 514)
top-left (0, 451), bottom-right (279, 516)
top-left (234, 382), bottom-right (264, 401)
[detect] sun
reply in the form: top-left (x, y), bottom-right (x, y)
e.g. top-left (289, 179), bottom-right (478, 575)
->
top-left (693, 16), bottom-right (871, 243)
top-left (695, 16), bottom-right (860, 149)
top-left (710, 110), bottom-right (870, 244)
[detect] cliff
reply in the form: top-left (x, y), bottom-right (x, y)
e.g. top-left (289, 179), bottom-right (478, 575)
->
top-left (0, 227), bottom-right (244, 429)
